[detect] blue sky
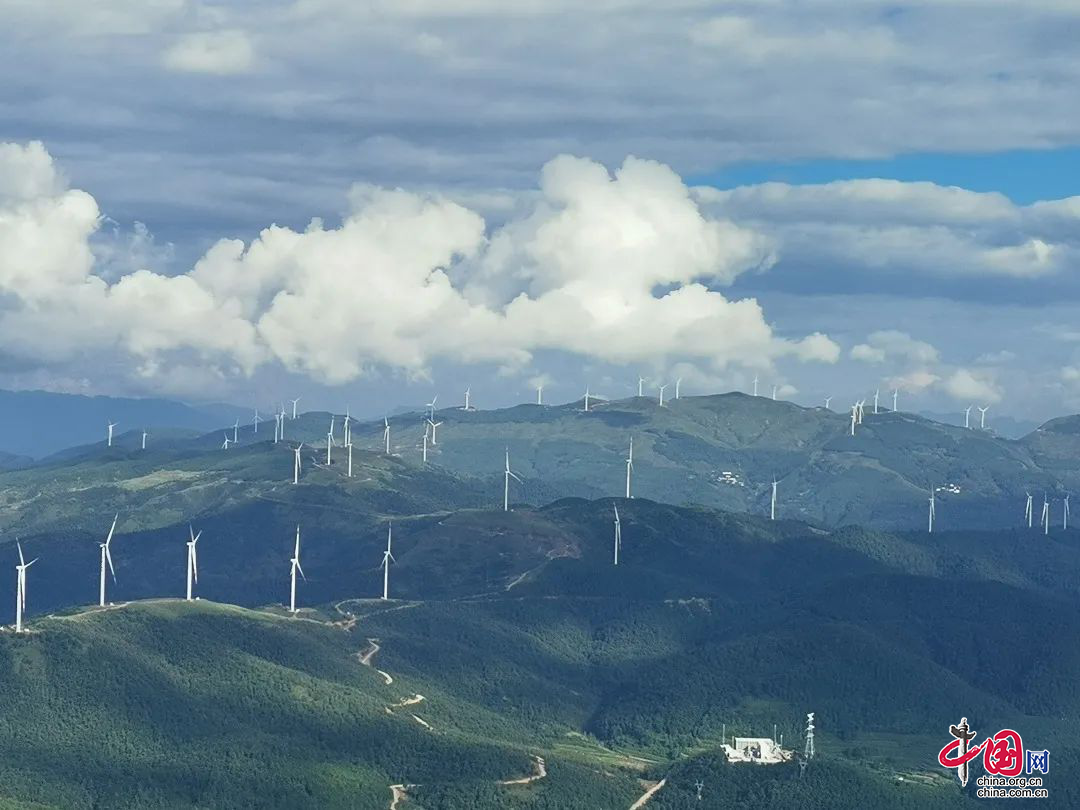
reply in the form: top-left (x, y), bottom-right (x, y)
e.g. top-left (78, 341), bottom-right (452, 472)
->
top-left (1, 1), bottom-right (1080, 424)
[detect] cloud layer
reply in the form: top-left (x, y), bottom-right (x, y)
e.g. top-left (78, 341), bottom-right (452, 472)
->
top-left (0, 142), bottom-right (837, 395)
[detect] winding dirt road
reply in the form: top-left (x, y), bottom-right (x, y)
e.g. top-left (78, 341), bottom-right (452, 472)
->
top-left (498, 755), bottom-right (547, 786)
top-left (628, 778), bottom-right (667, 810)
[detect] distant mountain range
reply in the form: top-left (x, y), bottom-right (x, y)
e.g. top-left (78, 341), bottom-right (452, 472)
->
top-left (0, 389), bottom-right (248, 458)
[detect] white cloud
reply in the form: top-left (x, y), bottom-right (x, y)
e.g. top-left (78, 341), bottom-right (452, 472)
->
top-left (941, 368), bottom-right (1002, 404)
top-left (0, 143), bottom-right (837, 394)
top-left (162, 30), bottom-right (256, 75)
top-left (851, 330), bottom-right (939, 365)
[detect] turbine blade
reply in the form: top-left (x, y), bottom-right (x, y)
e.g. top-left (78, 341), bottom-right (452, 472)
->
top-left (106, 548), bottom-right (116, 581)
top-left (105, 514), bottom-right (118, 547)
top-left (296, 561), bottom-right (306, 581)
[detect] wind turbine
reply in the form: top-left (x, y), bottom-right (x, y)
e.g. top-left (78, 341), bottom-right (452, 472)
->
top-left (289, 525), bottom-right (304, 613)
top-left (625, 436), bottom-right (634, 499)
top-left (770, 478), bottom-right (778, 521)
top-left (426, 394), bottom-right (438, 422)
top-left (463, 387), bottom-right (472, 411)
top-left (328, 415), bottom-right (337, 446)
top-left (857, 400), bottom-right (865, 424)
top-left (107, 421), bottom-right (116, 447)
top-left (675, 378), bottom-right (682, 400)
top-left (583, 386), bottom-right (591, 412)
top-left (658, 384), bottom-right (668, 407)
top-left (291, 398), bottom-right (300, 419)
top-left (536, 384), bottom-right (543, 405)
top-left (638, 376), bottom-right (646, 397)
top-left (347, 440), bottom-right (353, 478)
top-left (850, 404), bottom-right (858, 436)
top-left (422, 422), bottom-right (429, 464)
top-left (278, 406), bottom-right (286, 440)
top-left (964, 406), bottom-right (972, 429)
top-left (1065, 495), bottom-right (1071, 530)
top-left (427, 418), bottom-right (443, 445)
top-left (753, 375), bottom-right (759, 397)
top-left (1042, 494), bottom-right (1050, 536)
top-left (928, 488), bottom-right (936, 534)
top-left (978, 406), bottom-right (989, 430)
top-left (253, 408), bottom-right (260, 434)
top-left (293, 443), bottom-right (303, 484)
top-left (326, 425), bottom-right (334, 465)
top-left (141, 429), bottom-right (148, 450)
top-left (613, 503), bottom-right (621, 566)
top-left (98, 514), bottom-right (118, 607)
top-left (892, 389), bottom-right (899, 412)
top-left (222, 433), bottom-right (230, 450)
top-left (771, 384), bottom-right (778, 401)
top-left (824, 396), bottom-right (832, 410)
top-left (343, 409), bottom-right (351, 447)
top-left (273, 412), bottom-right (281, 443)
top-left (873, 389), bottom-right (880, 414)
top-left (383, 417), bottom-right (391, 454)
top-left (233, 419), bottom-right (239, 445)
top-left (14, 542), bottom-right (37, 634)
top-left (1025, 492), bottom-right (1034, 528)
top-left (504, 448), bottom-right (522, 511)
top-left (185, 526), bottom-right (201, 601)
top-left (381, 523), bottom-right (395, 601)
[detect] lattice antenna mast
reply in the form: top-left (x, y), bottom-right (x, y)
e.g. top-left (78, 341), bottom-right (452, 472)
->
top-left (804, 712), bottom-right (816, 761)
top-left (694, 781), bottom-right (704, 801)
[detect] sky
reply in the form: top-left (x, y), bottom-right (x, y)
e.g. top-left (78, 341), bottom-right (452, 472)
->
top-left (1, 0), bottom-right (1080, 423)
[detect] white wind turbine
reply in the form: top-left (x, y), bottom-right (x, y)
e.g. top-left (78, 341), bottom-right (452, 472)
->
top-left (221, 433), bottom-right (230, 450)
top-left (328, 415), bottom-right (337, 446)
top-left (771, 384), bottom-right (778, 401)
top-left (753, 375), bottom-right (759, 397)
top-left (770, 478), bottom-right (778, 521)
top-left (293, 443), bottom-right (304, 484)
top-left (1042, 494), bottom-right (1050, 535)
top-left (14, 542), bottom-right (37, 635)
top-left (583, 386), bottom-right (591, 412)
top-left (1025, 492), bottom-right (1034, 528)
top-left (824, 396), bottom-right (832, 410)
top-left (463, 386), bottom-right (472, 411)
top-left (873, 389), bottom-right (880, 414)
top-left (326, 425), bottom-right (334, 465)
top-left (141, 429), bottom-right (148, 450)
top-left (536, 384), bottom-right (543, 405)
top-left (253, 408), bottom-right (260, 434)
top-left (1065, 495), bottom-right (1071, 531)
top-left (278, 405), bottom-right (286, 440)
top-left (381, 523), bottom-right (395, 601)
top-left (426, 394), bottom-right (438, 422)
top-left (504, 448), bottom-right (522, 512)
top-left (289, 525), bottom-right (304, 613)
top-left (273, 412), bottom-right (281, 443)
top-left (233, 419), bottom-right (240, 445)
top-left (892, 388), bottom-right (899, 412)
top-left (625, 436), bottom-right (634, 499)
top-left (658, 384), bottom-right (668, 407)
top-left (638, 376), bottom-right (646, 397)
top-left (928, 487), bottom-right (936, 534)
top-left (427, 417), bottom-right (443, 445)
top-left (964, 406), bottom-right (972, 429)
top-left (422, 422), bottom-right (429, 464)
top-left (978, 406), bottom-right (989, 430)
top-left (291, 398), bottom-right (301, 419)
top-left (613, 503), bottom-right (621, 566)
top-left (383, 417), bottom-right (391, 454)
top-left (850, 404), bottom-right (858, 436)
top-left (185, 526), bottom-right (201, 601)
top-left (857, 400), bottom-right (865, 424)
top-left (98, 514), bottom-right (118, 607)
top-left (347, 440), bottom-right (353, 478)
top-left (107, 421), bottom-right (117, 447)
top-left (343, 409), bottom-right (351, 447)
top-left (675, 378), bottom-right (682, 400)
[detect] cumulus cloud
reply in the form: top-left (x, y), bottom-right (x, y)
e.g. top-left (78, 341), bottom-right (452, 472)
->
top-left (941, 368), bottom-right (1002, 404)
top-left (162, 30), bottom-right (256, 75)
top-left (0, 143), bottom-right (837, 395)
top-left (851, 330), bottom-right (939, 365)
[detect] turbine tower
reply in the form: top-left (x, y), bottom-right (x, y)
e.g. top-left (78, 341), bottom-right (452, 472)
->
top-left (675, 378), bottom-right (682, 400)
top-left (613, 503), bottom-right (621, 566)
top-left (824, 396), bottom-right (832, 410)
top-left (422, 423), bottom-right (429, 464)
top-left (892, 389), bottom-right (898, 412)
top-left (222, 434), bottom-right (230, 450)
top-left (14, 542), bottom-right (37, 635)
top-left (273, 412), bottom-right (281, 443)
top-left (291, 398), bottom-right (300, 419)
top-left (771, 384), bottom-right (778, 401)
top-left (928, 487), bottom-right (936, 533)
top-left (383, 416), bottom-right (391, 454)
top-left (638, 376), bottom-right (645, 397)
top-left (770, 478), bottom-right (778, 521)
top-left (381, 523), bottom-right (395, 600)
top-left (978, 406), bottom-right (989, 430)
top-left (1042, 494), bottom-right (1050, 535)
top-left (850, 404), bottom-right (858, 436)
top-left (1025, 492), bottom-right (1034, 528)
top-left (536, 384), bottom-right (543, 405)
top-left (463, 386), bottom-right (471, 411)
top-left (504, 448), bottom-right (522, 511)
top-left (427, 418), bottom-right (443, 445)
top-left (278, 406), bottom-right (286, 440)
top-left (293, 443), bottom-right (304, 484)
top-left (426, 394), bottom-right (438, 422)
top-left (873, 389), bottom-right (880, 414)
top-left (658, 384), bottom-right (668, 406)
top-left (253, 408), bottom-right (260, 434)
top-left (1065, 495), bottom-right (1071, 531)
top-left (185, 526), bottom-right (201, 601)
top-left (964, 406), bottom-right (972, 429)
top-left (98, 514), bottom-right (118, 607)
top-left (753, 375), bottom-right (759, 397)
top-left (625, 436), bottom-right (634, 499)
top-left (141, 430), bottom-right (148, 450)
top-left (233, 419), bottom-right (239, 445)
top-left (347, 440), bottom-right (353, 478)
top-left (107, 421), bottom-right (116, 447)
top-left (804, 713), bottom-right (816, 761)
top-left (289, 525), bottom-right (304, 613)
top-left (583, 386), bottom-right (591, 412)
